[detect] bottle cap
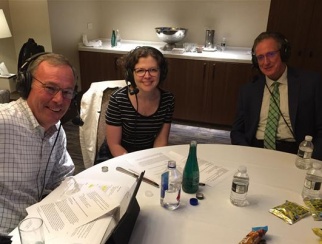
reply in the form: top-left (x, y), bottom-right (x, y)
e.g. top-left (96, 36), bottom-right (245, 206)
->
top-left (190, 140), bottom-right (197, 146)
top-left (238, 165), bottom-right (247, 173)
top-left (305, 135), bottom-right (313, 141)
top-left (190, 198), bottom-right (199, 206)
top-left (101, 166), bottom-right (108, 172)
top-left (313, 162), bottom-right (322, 169)
top-left (196, 192), bottom-right (204, 200)
top-left (168, 160), bottom-right (176, 168)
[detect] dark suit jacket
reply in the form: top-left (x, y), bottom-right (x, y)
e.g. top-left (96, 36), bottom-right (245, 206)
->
top-left (230, 67), bottom-right (322, 160)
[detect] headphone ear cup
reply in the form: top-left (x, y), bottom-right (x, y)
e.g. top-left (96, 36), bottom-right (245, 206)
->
top-left (251, 49), bottom-right (259, 69)
top-left (280, 38), bottom-right (291, 62)
top-left (16, 70), bottom-right (32, 99)
top-left (16, 52), bottom-right (48, 99)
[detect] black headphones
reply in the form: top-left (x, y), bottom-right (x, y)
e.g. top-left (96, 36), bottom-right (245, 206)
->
top-left (251, 31), bottom-right (291, 69)
top-left (124, 46), bottom-right (168, 95)
top-left (16, 52), bottom-right (49, 99)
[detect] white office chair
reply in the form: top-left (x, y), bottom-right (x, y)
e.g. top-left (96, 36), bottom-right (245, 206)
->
top-left (79, 80), bottom-right (126, 169)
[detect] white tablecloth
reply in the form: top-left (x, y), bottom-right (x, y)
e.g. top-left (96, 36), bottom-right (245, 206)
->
top-left (75, 144), bottom-right (320, 244)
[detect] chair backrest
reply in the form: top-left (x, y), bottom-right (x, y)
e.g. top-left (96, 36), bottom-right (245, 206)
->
top-left (96, 87), bottom-right (119, 157)
top-left (0, 89), bottom-right (10, 103)
top-left (79, 80), bottom-right (126, 169)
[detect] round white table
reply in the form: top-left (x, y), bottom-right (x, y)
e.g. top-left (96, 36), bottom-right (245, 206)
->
top-left (76, 144), bottom-right (320, 244)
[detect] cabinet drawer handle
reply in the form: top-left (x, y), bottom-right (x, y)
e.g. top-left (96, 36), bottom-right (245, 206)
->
top-left (203, 63), bottom-right (207, 80)
top-left (309, 51), bottom-right (313, 58)
top-left (114, 57), bottom-right (119, 69)
top-left (212, 63), bottom-right (216, 80)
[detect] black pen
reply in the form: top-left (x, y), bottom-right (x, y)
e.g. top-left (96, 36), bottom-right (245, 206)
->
top-left (116, 167), bottom-right (160, 188)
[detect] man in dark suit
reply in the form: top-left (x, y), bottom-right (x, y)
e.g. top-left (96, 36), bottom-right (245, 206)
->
top-left (230, 31), bottom-right (322, 160)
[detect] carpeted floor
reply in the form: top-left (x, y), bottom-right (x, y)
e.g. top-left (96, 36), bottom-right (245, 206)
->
top-left (63, 120), bottom-right (231, 175)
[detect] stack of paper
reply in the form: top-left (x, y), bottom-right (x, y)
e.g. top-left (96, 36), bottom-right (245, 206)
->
top-left (11, 178), bottom-right (132, 244)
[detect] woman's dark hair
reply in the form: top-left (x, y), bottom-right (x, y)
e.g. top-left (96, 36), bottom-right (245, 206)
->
top-left (121, 46), bottom-right (168, 85)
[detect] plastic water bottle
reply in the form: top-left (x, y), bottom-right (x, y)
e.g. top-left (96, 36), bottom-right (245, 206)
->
top-left (116, 29), bottom-right (121, 47)
top-left (295, 135), bottom-right (314, 170)
top-left (160, 160), bottom-right (182, 210)
top-left (230, 166), bottom-right (249, 206)
top-left (182, 141), bottom-right (199, 194)
top-left (302, 162), bottom-right (322, 200)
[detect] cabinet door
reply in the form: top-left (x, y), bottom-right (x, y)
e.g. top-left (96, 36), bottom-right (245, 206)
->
top-left (267, 0), bottom-right (322, 75)
top-left (303, 0), bottom-right (322, 73)
top-left (205, 62), bottom-right (253, 125)
top-left (162, 58), bottom-right (208, 121)
top-left (79, 51), bottom-right (124, 92)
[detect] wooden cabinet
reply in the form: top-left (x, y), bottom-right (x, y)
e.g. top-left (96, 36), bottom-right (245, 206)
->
top-left (162, 58), bottom-right (253, 126)
top-left (267, 0), bottom-right (322, 75)
top-left (79, 51), bottom-right (253, 126)
top-left (79, 51), bottom-right (124, 92)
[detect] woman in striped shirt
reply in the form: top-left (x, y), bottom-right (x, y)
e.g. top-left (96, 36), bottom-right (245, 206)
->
top-left (100, 46), bottom-right (175, 160)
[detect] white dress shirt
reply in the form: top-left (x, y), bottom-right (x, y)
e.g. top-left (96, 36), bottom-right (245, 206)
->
top-left (0, 98), bottom-right (74, 234)
top-left (256, 67), bottom-right (295, 141)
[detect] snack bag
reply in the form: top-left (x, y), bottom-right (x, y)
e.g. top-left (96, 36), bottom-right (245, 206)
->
top-left (239, 226), bottom-right (268, 244)
top-left (304, 198), bottom-right (322, 221)
top-left (269, 200), bottom-right (310, 224)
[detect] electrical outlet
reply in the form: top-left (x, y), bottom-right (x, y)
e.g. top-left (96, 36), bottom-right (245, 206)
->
top-left (87, 23), bottom-right (93, 30)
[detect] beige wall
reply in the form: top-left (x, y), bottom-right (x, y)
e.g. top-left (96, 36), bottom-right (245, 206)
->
top-left (0, 2), bottom-right (17, 74)
top-left (0, 0), bottom-right (270, 90)
top-left (98, 1), bottom-right (270, 48)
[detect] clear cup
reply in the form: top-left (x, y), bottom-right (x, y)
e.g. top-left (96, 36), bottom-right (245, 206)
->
top-left (19, 217), bottom-right (45, 244)
top-left (183, 43), bottom-right (196, 52)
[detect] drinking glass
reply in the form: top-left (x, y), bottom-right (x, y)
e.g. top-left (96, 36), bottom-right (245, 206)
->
top-left (19, 217), bottom-right (45, 244)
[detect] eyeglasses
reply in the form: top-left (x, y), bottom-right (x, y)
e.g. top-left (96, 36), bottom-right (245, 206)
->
top-left (134, 68), bottom-right (159, 77)
top-left (255, 50), bottom-right (280, 63)
top-left (33, 77), bottom-right (75, 100)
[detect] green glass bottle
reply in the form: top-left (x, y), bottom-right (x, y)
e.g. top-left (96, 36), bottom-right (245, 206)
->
top-left (111, 29), bottom-right (117, 47)
top-left (182, 141), bottom-right (199, 193)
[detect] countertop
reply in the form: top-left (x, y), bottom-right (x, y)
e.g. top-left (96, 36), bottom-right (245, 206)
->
top-left (78, 39), bottom-right (252, 64)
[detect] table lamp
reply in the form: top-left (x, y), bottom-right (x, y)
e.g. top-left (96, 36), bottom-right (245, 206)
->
top-left (0, 9), bottom-right (11, 38)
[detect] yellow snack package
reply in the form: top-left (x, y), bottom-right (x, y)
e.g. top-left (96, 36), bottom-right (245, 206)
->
top-left (304, 198), bottom-right (322, 221)
top-left (312, 228), bottom-right (322, 238)
top-left (269, 200), bottom-right (310, 224)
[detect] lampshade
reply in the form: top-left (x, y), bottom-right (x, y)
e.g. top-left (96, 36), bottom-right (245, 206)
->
top-left (0, 9), bottom-right (11, 38)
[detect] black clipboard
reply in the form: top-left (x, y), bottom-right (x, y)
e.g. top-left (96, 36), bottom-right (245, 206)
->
top-left (106, 170), bottom-right (145, 244)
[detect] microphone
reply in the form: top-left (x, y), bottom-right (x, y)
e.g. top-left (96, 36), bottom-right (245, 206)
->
top-left (126, 80), bottom-right (139, 95)
top-left (72, 115), bottom-right (84, 126)
top-left (71, 94), bottom-right (84, 126)
top-left (129, 87), bottom-right (139, 95)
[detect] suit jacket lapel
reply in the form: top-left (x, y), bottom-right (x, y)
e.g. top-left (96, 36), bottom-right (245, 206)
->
top-left (287, 67), bottom-right (300, 133)
top-left (250, 75), bottom-right (265, 135)
top-left (253, 76), bottom-right (265, 117)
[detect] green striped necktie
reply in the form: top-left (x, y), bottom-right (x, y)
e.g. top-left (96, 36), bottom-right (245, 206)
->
top-left (264, 81), bottom-right (280, 150)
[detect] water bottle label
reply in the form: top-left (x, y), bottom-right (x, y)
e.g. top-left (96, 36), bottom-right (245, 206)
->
top-left (304, 179), bottom-right (322, 190)
top-left (232, 182), bottom-right (248, 194)
top-left (161, 172), bottom-right (169, 198)
top-left (298, 149), bottom-right (313, 159)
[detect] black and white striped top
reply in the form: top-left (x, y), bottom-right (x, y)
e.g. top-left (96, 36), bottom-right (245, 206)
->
top-left (105, 86), bottom-right (175, 153)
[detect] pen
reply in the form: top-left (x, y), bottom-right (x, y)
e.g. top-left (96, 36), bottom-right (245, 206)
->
top-left (116, 166), bottom-right (160, 188)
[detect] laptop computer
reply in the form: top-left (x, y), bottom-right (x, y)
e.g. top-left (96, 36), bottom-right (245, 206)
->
top-left (106, 170), bottom-right (145, 244)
